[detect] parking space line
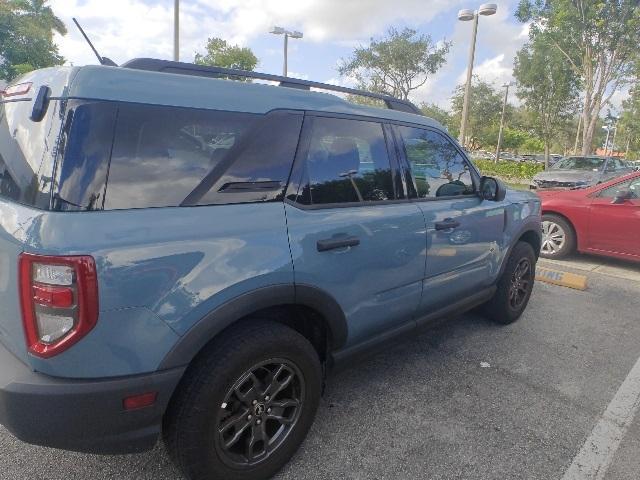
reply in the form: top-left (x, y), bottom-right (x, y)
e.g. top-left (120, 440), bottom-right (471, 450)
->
top-left (561, 354), bottom-right (640, 480)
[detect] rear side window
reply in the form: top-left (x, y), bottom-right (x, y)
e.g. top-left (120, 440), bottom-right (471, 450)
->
top-left (54, 102), bottom-right (302, 211)
top-left (295, 117), bottom-right (396, 205)
top-left (105, 105), bottom-right (260, 210)
top-left (0, 99), bottom-right (59, 208)
top-left (396, 126), bottom-right (474, 199)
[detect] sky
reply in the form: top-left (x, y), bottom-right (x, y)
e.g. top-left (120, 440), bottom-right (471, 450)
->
top-left (47, 0), bottom-right (542, 110)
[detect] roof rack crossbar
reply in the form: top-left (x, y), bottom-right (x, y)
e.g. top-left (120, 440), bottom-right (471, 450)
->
top-left (121, 58), bottom-right (423, 116)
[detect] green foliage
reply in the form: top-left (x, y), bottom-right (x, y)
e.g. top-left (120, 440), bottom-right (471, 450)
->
top-left (419, 102), bottom-right (451, 127)
top-left (516, 0), bottom-right (640, 154)
top-left (473, 158), bottom-right (544, 181)
top-left (194, 38), bottom-right (258, 71)
top-left (618, 65), bottom-right (640, 157)
top-left (520, 136), bottom-right (545, 153)
top-left (339, 27), bottom-right (451, 100)
top-left (450, 78), bottom-right (505, 148)
top-left (513, 33), bottom-right (580, 165)
top-left (0, 0), bottom-right (66, 80)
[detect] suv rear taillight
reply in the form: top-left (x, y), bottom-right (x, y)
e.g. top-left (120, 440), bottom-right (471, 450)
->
top-left (19, 253), bottom-right (99, 358)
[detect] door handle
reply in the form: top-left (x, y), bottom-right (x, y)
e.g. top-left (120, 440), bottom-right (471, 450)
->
top-left (317, 235), bottom-right (360, 252)
top-left (434, 218), bottom-right (461, 231)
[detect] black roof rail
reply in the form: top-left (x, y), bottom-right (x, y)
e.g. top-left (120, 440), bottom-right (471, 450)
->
top-left (121, 58), bottom-right (424, 116)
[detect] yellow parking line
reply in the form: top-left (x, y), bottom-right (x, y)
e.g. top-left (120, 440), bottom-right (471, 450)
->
top-left (535, 266), bottom-right (588, 291)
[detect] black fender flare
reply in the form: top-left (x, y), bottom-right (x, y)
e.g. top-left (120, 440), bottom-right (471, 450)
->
top-left (158, 284), bottom-right (348, 370)
top-left (499, 220), bottom-right (542, 278)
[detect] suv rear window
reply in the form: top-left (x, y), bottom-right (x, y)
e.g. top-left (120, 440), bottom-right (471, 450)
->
top-left (0, 99), bottom-right (59, 209)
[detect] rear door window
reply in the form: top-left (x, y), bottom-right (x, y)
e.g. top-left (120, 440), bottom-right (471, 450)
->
top-left (294, 117), bottom-right (396, 205)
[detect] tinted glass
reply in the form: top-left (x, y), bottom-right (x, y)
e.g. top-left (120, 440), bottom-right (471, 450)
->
top-left (553, 156), bottom-right (605, 171)
top-left (54, 101), bottom-right (117, 210)
top-left (397, 126), bottom-right (474, 198)
top-left (297, 117), bottom-right (395, 205)
top-left (195, 111), bottom-right (303, 206)
top-left (0, 99), bottom-right (60, 208)
top-left (599, 178), bottom-right (640, 198)
top-left (105, 105), bottom-right (259, 210)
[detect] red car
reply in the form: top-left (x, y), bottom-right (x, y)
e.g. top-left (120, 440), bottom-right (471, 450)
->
top-left (537, 171), bottom-right (640, 262)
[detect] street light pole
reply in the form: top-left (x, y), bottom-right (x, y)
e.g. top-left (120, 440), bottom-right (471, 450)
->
top-left (603, 126), bottom-right (612, 155)
top-left (459, 14), bottom-right (479, 146)
top-left (270, 27), bottom-right (303, 77)
top-left (173, 0), bottom-right (179, 61)
top-left (495, 82), bottom-right (512, 163)
top-left (457, 4), bottom-right (497, 147)
top-left (283, 33), bottom-right (288, 77)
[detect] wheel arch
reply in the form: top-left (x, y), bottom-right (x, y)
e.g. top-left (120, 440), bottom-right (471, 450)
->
top-left (498, 221), bottom-right (542, 279)
top-left (158, 284), bottom-right (348, 371)
top-left (541, 210), bottom-right (579, 250)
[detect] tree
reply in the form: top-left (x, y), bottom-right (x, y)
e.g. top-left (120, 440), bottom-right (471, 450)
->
top-left (420, 102), bottom-right (451, 128)
top-left (338, 27), bottom-right (451, 100)
top-left (0, 0), bottom-right (66, 80)
top-left (194, 38), bottom-right (258, 71)
top-left (618, 81), bottom-right (640, 158)
top-left (513, 35), bottom-right (580, 168)
top-left (450, 78), bottom-right (505, 148)
top-left (516, 0), bottom-right (640, 155)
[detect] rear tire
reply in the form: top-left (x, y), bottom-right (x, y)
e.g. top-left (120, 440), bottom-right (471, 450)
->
top-left (484, 241), bottom-right (536, 325)
top-left (540, 214), bottom-right (575, 259)
top-left (163, 320), bottom-right (322, 480)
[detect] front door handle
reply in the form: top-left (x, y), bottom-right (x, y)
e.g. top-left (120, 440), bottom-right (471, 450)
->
top-left (317, 235), bottom-right (360, 252)
top-left (434, 218), bottom-right (461, 231)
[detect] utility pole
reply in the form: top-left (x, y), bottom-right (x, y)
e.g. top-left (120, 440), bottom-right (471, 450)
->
top-left (173, 0), bottom-right (179, 61)
top-left (495, 83), bottom-right (512, 163)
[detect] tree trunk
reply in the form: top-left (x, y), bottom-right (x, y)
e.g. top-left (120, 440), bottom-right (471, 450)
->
top-left (544, 142), bottom-right (550, 170)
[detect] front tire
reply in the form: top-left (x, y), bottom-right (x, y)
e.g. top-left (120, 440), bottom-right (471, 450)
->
top-left (484, 241), bottom-right (536, 325)
top-left (163, 320), bottom-right (322, 480)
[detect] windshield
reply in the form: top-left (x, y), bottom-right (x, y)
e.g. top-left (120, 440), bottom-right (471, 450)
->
top-left (552, 156), bottom-right (606, 171)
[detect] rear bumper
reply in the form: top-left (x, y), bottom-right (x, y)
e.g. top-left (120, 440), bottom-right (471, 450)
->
top-left (0, 341), bottom-right (184, 454)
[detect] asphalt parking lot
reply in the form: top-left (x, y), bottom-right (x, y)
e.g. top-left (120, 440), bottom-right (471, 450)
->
top-left (1, 254), bottom-right (640, 480)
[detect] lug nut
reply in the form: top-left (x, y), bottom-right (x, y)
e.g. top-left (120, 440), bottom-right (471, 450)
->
top-left (247, 415), bottom-right (252, 420)
top-left (256, 419), bottom-right (262, 425)
top-left (267, 408), bottom-right (272, 414)
top-left (252, 400), bottom-right (258, 405)
top-left (265, 396), bottom-right (270, 401)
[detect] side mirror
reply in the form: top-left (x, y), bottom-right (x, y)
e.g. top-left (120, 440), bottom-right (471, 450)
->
top-left (612, 189), bottom-right (633, 204)
top-left (479, 176), bottom-right (506, 202)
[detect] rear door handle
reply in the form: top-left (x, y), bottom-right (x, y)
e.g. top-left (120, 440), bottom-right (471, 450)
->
top-left (317, 235), bottom-right (360, 252)
top-left (434, 219), bottom-right (461, 231)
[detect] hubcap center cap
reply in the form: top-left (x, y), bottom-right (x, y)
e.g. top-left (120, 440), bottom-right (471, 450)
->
top-left (254, 403), bottom-right (266, 416)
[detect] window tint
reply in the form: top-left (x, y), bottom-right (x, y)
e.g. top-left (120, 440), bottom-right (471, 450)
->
top-left (105, 105), bottom-right (260, 210)
top-left (599, 178), bottom-right (640, 198)
top-left (54, 102), bottom-right (117, 210)
top-left (195, 111), bottom-right (303, 206)
top-left (396, 126), bottom-right (474, 198)
top-left (0, 99), bottom-right (59, 208)
top-left (297, 117), bottom-right (395, 205)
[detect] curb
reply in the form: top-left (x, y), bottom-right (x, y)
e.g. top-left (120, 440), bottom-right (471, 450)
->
top-left (535, 266), bottom-right (588, 290)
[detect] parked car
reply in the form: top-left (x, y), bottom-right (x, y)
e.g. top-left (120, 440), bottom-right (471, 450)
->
top-left (0, 60), bottom-right (542, 480)
top-left (470, 149), bottom-right (497, 161)
top-left (530, 155), bottom-right (633, 190)
top-left (537, 171), bottom-right (640, 261)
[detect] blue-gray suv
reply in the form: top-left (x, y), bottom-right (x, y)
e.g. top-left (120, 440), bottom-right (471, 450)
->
top-left (0, 59), bottom-right (541, 480)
